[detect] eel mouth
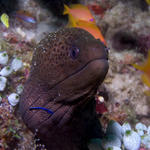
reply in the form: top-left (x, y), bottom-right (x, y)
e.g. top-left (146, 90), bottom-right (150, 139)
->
top-left (58, 57), bottom-right (109, 90)
top-left (54, 57), bottom-right (109, 103)
top-left (53, 57), bottom-right (109, 87)
top-left (22, 57), bottom-right (108, 112)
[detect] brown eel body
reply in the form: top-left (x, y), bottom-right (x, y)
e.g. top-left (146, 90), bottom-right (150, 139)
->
top-left (19, 28), bottom-right (109, 150)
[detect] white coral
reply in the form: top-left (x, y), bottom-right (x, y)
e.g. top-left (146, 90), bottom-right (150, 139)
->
top-left (8, 93), bottom-right (19, 106)
top-left (0, 66), bottom-right (13, 76)
top-left (0, 51), bottom-right (8, 65)
top-left (0, 76), bottom-right (7, 91)
top-left (123, 130), bottom-right (141, 150)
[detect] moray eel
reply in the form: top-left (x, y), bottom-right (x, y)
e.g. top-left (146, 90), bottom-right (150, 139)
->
top-left (19, 28), bottom-right (109, 150)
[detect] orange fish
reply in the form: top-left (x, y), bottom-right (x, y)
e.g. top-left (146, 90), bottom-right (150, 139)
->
top-left (73, 20), bottom-right (106, 45)
top-left (63, 4), bottom-right (106, 45)
top-left (63, 4), bottom-right (95, 25)
top-left (133, 51), bottom-right (150, 96)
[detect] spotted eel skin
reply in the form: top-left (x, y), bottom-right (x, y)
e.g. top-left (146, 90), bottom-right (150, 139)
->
top-left (19, 28), bottom-right (109, 150)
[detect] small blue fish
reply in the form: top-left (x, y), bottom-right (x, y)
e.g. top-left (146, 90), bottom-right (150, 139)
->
top-left (16, 14), bottom-right (36, 23)
top-left (29, 107), bottom-right (54, 114)
top-left (13, 10), bottom-right (36, 24)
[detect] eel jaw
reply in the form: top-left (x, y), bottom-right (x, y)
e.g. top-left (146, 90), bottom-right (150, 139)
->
top-left (54, 58), bottom-right (109, 103)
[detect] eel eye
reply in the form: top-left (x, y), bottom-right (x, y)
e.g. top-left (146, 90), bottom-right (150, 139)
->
top-left (69, 46), bottom-right (80, 59)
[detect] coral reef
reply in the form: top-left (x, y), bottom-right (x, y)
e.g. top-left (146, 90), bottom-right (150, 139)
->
top-left (0, 0), bottom-right (150, 149)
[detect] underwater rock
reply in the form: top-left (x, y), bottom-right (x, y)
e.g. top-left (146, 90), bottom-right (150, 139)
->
top-left (120, 0), bottom-right (149, 11)
top-left (111, 30), bottom-right (138, 51)
top-left (0, 0), bottom-right (19, 15)
top-left (137, 34), bottom-right (150, 55)
top-left (35, 0), bottom-right (79, 17)
top-left (140, 0), bottom-right (149, 11)
top-left (19, 27), bottom-right (109, 150)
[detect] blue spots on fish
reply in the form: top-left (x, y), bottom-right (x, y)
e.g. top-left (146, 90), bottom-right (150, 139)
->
top-left (29, 107), bottom-right (54, 115)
